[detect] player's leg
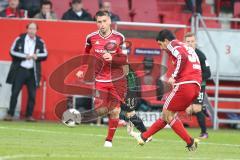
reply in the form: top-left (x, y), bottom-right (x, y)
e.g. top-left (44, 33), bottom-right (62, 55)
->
top-left (193, 87), bottom-right (208, 139)
top-left (134, 84), bottom-right (200, 150)
top-left (94, 82), bottom-right (115, 147)
top-left (163, 84), bottom-right (200, 150)
top-left (138, 85), bottom-right (185, 141)
top-left (104, 78), bottom-right (127, 147)
top-left (195, 107), bottom-right (208, 138)
top-left (163, 109), bottom-right (194, 147)
top-left (126, 111), bottom-right (147, 133)
top-left (124, 66), bottom-right (148, 133)
top-left (186, 104), bottom-right (207, 138)
top-left (187, 87), bottom-right (208, 139)
top-left (132, 86), bottom-right (182, 144)
top-left (122, 94), bottom-right (147, 133)
top-left (104, 106), bottom-right (121, 147)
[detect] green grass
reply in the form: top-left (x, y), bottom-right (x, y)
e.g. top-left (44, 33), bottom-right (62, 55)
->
top-left (0, 121), bottom-right (239, 160)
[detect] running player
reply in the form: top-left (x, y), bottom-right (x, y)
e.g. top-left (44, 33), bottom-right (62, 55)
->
top-left (76, 11), bottom-right (127, 147)
top-left (184, 32), bottom-right (211, 139)
top-left (132, 29), bottom-right (202, 151)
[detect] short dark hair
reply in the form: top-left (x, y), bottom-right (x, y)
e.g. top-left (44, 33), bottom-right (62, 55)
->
top-left (71, 0), bottom-right (82, 4)
top-left (41, 0), bottom-right (53, 9)
top-left (95, 10), bottom-right (110, 19)
top-left (156, 29), bottom-right (176, 42)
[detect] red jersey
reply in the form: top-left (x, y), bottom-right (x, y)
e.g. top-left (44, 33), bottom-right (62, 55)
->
top-left (167, 40), bottom-right (202, 86)
top-left (4, 7), bottom-right (25, 18)
top-left (85, 30), bottom-right (127, 82)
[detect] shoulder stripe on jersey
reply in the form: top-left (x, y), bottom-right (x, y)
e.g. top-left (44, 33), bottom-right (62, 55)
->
top-left (167, 41), bottom-right (181, 58)
top-left (112, 30), bottom-right (125, 41)
top-left (85, 31), bottom-right (99, 45)
top-left (172, 54), bottom-right (181, 78)
top-left (86, 31), bottom-right (99, 39)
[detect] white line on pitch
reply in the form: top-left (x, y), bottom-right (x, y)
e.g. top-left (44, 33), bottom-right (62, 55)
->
top-left (0, 126), bottom-right (239, 148)
top-left (0, 154), bottom-right (235, 160)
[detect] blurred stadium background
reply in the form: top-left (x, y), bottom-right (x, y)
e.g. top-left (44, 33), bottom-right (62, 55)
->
top-left (0, 0), bottom-right (239, 159)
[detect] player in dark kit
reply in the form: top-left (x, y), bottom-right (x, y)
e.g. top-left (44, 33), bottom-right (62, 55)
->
top-left (122, 66), bottom-right (151, 141)
top-left (132, 29), bottom-right (202, 151)
top-left (184, 32), bottom-right (211, 139)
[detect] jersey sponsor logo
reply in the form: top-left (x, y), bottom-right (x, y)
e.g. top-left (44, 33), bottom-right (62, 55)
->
top-left (95, 49), bottom-right (105, 53)
top-left (94, 49), bottom-right (117, 54)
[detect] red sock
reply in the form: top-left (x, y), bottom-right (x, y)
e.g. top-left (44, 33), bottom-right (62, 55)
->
top-left (106, 118), bottom-right (119, 142)
top-left (170, 118), bottom-right (192, 145)
top-left (142, 118), bottom-right (167, 140)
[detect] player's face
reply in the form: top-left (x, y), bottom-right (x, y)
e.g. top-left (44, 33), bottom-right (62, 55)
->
top-left (185, 36), bottom-right (197, 49)
top-left (27, 23), bottom-right (37, 38)
top-left (157, 39), bottom-right (169, 49)
top-left (96, 15), bottom-right (111, 34)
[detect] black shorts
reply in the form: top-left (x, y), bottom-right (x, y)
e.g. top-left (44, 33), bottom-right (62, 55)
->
top-left (193, 85), bottom-right (205, 105)
top-left (121, 90), bottom-right (137, 112)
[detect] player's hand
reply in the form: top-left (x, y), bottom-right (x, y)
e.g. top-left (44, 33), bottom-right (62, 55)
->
top-left (168, 77), bottom-right (176, 87)
top-left (76, 70), bottom-right (84, 78)
top-left (102, 52), bottom-right (112, 62)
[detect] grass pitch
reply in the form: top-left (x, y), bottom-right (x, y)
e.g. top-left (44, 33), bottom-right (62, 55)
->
top-left (0, 121), bottom-right (239, 160)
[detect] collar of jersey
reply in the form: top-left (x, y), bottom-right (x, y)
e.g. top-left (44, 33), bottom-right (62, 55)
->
top-left (98, 30), bottom-right (113, 39)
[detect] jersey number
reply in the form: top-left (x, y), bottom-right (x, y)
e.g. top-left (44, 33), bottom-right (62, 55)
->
top-left (187, 47), bottom-right (199, 63)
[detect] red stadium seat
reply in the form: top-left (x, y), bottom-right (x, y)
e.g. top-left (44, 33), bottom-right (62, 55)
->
top-left (51, 0), bottom-right (99, 19)
top-left (231, 2), bottom-right (240, 29)
top-left (51, 0), bottom-right (69, 19)
top-left (234, 2), bottom-right (240, 17)
top-left (102, 0), bottom-right (130, 21)
top-left (132, 0), bottom-right (160, 23)
top-left (82, 0), bottom-right (99, 17)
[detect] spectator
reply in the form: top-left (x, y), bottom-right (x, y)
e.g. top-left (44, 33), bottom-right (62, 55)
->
top-left (4, 22), bottom-right (48, 122)
top-left (185, 0), bottom-right (202, 14)
top-left (0, 0), bottom-right (8, 12)
top-left (20, 0), bottom-right (42, 18)
top-left (0, 0), bottom-right (25, 18)
top-left (34, 0), bottom-right (57, 20)
top-left (62, 0), bottom-right (92, 21)
top-left (101, 1), bottom-right (120, 22)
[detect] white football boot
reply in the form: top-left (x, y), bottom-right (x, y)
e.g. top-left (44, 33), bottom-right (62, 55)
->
top-left (104, 141), bottom-right (113, 148)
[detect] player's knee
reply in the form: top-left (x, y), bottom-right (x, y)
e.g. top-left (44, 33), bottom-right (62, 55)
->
top-left (193, 104), bottom-right (202, 113)
top-left (186, 105), bottom-right (193, 115)
top-left (162, 110), bottom-right (174, 124)
top-left (125, 111), bottom-right (135, 118)
top-left (95, 107), bottom-right (108, 116)
top-left (109, 107), bottom-right (120, 119)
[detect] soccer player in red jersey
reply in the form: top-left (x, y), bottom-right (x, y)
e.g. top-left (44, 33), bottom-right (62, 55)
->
top-left (132, 29), bottom-right (202, 151)
top-left (76, 11), bottom-right (128, 147)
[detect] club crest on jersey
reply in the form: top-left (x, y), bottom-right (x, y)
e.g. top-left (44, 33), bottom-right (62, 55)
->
top-left (95, 41), bottom-right (100, 45)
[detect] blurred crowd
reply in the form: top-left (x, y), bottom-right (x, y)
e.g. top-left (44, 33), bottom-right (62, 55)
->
top-left (0, 0), bottom-right (120, 22)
